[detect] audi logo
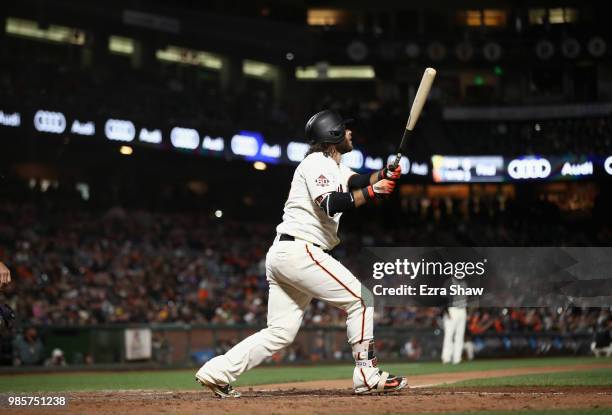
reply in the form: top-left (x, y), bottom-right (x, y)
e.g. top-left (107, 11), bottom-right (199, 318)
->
top-left (171, 127), bottom-right (200, 150)
top-left (105, 119), bottom-right (135, 142)
top-left (605, 156), bottom-right (612, 176)
top-left (508, 158), bottom-right (551, 179)
top-left (34, 110), bottom-right (66, 134)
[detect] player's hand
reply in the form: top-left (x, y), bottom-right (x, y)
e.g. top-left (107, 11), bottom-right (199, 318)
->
top-left (380, 164), bottom-right (402, 180)
top-left (0, 262), bottom-right (11, 287)
top-left (371, 179), bottom-right (397, 199)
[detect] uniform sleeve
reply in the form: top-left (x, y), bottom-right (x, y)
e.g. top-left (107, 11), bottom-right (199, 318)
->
top-left (302, 156), bottom-right (341, 201)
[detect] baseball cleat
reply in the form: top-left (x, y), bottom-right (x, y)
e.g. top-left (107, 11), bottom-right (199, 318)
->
top-left (354, 370), bottom-right (408, 395)
top-left (196, 377), bottom-right (241, 398)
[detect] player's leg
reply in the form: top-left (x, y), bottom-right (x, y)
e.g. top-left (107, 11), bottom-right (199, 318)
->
top-left (441, 311), bottom-right (454, 363)
top-left (276, 243), bottom-right (407, 394)
top-left (195, 278), bottom-right (310, 396)
top-left (451, 308), bottom-right (467, 364)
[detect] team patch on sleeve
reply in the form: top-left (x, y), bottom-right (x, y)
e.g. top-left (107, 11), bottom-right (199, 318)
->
top-left (315, 174), bottom-right (330, 187)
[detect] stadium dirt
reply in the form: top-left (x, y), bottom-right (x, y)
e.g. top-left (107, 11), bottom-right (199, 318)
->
top-left (5, 364), bottom-right (612, 414)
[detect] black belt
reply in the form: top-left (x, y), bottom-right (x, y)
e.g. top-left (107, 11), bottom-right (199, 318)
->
top-left (279, 234), bottom-right (329, 253)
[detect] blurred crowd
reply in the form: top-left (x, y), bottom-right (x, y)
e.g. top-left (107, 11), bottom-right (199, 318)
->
top-left (0, 183), bottom-right (609, 332)
top-left (445, 117), bottom-right (612, 155)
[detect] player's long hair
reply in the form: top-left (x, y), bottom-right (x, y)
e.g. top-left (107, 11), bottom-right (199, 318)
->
top-left (305, 142), bottom-right (336, 158)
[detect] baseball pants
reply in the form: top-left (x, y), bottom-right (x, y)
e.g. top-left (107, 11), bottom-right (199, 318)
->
top-left (197, 238), bottom-right (374, 385)
top-left (441, 306), bottom-right (467, 364)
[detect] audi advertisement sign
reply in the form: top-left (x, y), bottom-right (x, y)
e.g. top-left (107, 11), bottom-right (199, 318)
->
top-left (506, 155), bottom-right (596, 181)
top-left (34, 110), bottom-right (67, 134)
top-left (507, 157), bottom-right (552, 180)
top-left (432, 155), bottom-right (505, 183)
top-left (2, 107), bottom-right (611, 182)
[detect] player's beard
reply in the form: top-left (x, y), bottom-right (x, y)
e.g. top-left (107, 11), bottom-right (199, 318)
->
top-left (335, 137), bottom-right (353, 154)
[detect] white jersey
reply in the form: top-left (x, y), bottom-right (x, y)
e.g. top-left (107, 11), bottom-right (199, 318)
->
top-left (276, 152), bottom-right (355, 250)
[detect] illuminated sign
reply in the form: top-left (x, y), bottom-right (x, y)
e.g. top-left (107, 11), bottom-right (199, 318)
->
top-left (411, 162), bottom-right (429, 176)
top-left (605, 156), bottom-right (612, 176)
top-left (0, 110), bottom-right (21, 127)
top-left (260, 143), bottom-right (281, 159)
top-left (202, 136), bottom-right (224, 151)
top-left (507, 157), bottom-right (551, 180)
top-left (365, 156), bottom-right (383, 170)
top-left (287, 142), bottom-right (309, 162)
top-left (71, 120), bottom-right (95, 136)
top-left (34, 110), bottom-right (66, 134)
top-left (139, 128), bottom-right (162, 144)
top-left (105, 119), bottom-right (135, 142)
top-left (231, 133), bottom-right (259, 157)
top-left (170, 127), bottom-right (199, 149)
top-left (341, 150), bottom-right (364, 169)
top-left (433, 155), bottom-right (504, 183)
top-left (560, 161), bottom-right (593, 177)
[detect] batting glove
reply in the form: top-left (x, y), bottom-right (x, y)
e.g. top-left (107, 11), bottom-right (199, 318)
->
top-left (364, 179), bottom-right (397, 200)
top-left (379, 164), bottom-right (402, 181)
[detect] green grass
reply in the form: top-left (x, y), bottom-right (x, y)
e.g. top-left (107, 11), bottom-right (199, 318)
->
top-left (0, 357), bottom-right (607, 392)
top-left (448, 368), bottom-right (612, 388)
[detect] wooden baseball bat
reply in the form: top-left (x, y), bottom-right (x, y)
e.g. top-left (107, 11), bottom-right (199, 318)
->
top-left (390, 67), bottom-right (437, 170)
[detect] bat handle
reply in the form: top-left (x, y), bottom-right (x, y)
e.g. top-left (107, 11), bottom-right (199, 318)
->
top-left (390, 152), bottom-right (402, 170)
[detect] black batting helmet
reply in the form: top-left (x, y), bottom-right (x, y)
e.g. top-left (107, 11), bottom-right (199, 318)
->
top-left (305, 110), bottom-right (353, 144)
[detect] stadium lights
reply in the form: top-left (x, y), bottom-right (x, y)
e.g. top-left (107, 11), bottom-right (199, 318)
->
top-left (109, 36), bottom-right (134, 55)
top-left (295, 65), bottom-right (375, 80)
top-left (243, 60), bottom-right (276, 80)
top-left (5, 17), bottom-right (85, 45)
top-left (119, 146), bottom-right (133, 155)
top-left (253, 161), bottom-right (267, 171)
top-left (156, 46), bottom-right (222, 70)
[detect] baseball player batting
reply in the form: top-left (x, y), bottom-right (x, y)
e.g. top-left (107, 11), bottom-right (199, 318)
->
top-left (195, 110), bottom-right (407, 397)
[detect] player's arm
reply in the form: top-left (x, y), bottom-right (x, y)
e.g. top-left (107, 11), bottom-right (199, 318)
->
top-left (347, 165), bottom-right (402, 190)
top-left (316, 179), bottom-right (397, 217)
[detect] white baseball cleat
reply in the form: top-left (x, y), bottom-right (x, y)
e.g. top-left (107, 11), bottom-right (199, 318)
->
top-left (196, 375), bottom-right (241, 398)
top-left (354, 370), bottom-right (408, 395)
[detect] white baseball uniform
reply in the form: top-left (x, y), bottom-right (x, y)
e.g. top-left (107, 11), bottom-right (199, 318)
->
top-left (441, 281), bottom-right (468, 364)
top-left (197, 152), bottom-right (380, 389)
